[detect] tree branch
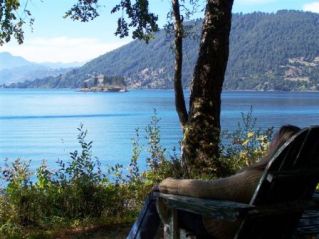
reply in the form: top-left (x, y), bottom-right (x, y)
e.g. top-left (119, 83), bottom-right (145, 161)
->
top-left (172, 0), bottom-right (188, 128)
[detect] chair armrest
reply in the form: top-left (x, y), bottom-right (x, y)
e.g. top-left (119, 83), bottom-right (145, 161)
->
top-left (157, 192), bottom-right (319, 221)
top-left (156, 193), bottom-right (319, 237)
top-left (157, 192), bottom-right (253, 221)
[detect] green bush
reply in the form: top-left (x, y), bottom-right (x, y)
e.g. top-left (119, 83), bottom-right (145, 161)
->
top-left (0, 109), bottom-right (273, 238)
top-left (220, 107), bottom-right (273, 174)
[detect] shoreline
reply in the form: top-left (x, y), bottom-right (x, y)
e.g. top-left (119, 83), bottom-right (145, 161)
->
top-left (1, 87), bottom-right (319, 93)
top-left (79, 88), bottom-right (128, 93)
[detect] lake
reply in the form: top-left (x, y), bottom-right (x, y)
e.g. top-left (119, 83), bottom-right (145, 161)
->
top-left (0, 89), bottom-right (319, 170)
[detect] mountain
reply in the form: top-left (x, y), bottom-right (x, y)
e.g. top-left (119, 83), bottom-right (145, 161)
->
top-left (0, 52), bottom-right (75, 84)
top-left (225, 11), bottom-right (319, 91)
top-left (0, 66), bottom-right (70, 85)
top-left (41, 61), bottom-right (84, 69)
top-left (9, 10), bottom-right (319, 91)
top-left (0, 52), bottom-right (33, 70)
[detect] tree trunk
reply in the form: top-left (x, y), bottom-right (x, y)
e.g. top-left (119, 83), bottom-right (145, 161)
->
top-left (172, 0), bottom-right (188, 127)
top-left (181, 0), bottom-right (234, 178)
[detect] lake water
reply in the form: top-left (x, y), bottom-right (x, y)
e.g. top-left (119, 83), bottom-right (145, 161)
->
top-left (0, 89), bottom-right (319, 170)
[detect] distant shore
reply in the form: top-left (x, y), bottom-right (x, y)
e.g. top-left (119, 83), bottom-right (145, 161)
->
top-left (1, 86), bottom-right (319, 93)
top-left (79, 86), bottom-right (128, 93)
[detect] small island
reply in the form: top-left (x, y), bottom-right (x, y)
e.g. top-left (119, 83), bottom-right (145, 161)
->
top-left (80, 73), bottom-right (128, 92)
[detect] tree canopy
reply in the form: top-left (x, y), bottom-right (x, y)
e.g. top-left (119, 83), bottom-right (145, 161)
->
top-left (66, 0), bottom-right (159, 42)
top-left (0, 0), bottom-right (34, 45)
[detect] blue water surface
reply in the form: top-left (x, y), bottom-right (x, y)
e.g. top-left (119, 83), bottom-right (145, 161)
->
top-left (0, 89), bottom-right (319, 170)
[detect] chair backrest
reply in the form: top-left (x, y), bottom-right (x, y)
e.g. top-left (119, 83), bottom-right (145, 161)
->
top-left (235, 126), bottom-right (319, 239)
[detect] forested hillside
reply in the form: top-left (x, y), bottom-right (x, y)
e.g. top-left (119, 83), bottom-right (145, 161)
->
top-left (226, 10), bottom-right (319, 91)
top-left (10, 10), bottom-right (319, 91)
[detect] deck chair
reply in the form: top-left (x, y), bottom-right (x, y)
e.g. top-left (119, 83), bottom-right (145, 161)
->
top-left (158, 126), bottom-right (319, 239)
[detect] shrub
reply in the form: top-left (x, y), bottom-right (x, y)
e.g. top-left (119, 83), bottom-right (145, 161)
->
top-left (220, 107), bottom-right (273, 174)
top-left (0, 109), bottom-right (273, 238)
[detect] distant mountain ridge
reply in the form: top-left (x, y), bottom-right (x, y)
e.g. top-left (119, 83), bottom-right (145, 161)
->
top-left (8, 10), bottom-right (319, 91)
top-left (0, 52), bottom-right (81, 84)
top-left (0, 52), bottom-right (33, 70)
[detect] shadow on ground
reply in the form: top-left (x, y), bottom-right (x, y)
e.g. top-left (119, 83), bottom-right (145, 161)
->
top-left (55, 224), bottom-right (131, 239)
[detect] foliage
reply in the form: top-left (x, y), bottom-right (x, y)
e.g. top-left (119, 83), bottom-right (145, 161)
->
top-left (65, 0), bottom-right (100, 22)
top-left (0, 110), bottom-right (273, 238)
top-left (0, 0), bottom-right (34, 45)
top-left (66, 0), bottom-right (159, 43)
top-left (220, 107), bottom-right (273, 174)
top-left (0, 112), bottom-right (177, 238)
top-left (143, 110), bottom-right (183, 183)
top-left (145, 109), bottom-right (165, 171)
top-left (0, 125), bottom-right (112, 238)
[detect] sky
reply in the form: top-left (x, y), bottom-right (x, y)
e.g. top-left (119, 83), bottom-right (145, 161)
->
top-left (0, 0), bottom-right (318, 64)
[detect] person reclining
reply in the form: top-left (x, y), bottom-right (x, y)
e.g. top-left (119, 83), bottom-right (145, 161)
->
top-left (127, 125), bottom-right (301, 239)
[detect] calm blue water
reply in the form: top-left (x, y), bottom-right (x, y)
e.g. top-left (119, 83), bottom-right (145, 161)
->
top-left (0, 89), bottom-right (319, 170)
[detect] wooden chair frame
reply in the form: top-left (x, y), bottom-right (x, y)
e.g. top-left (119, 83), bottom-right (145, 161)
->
top-left (158, 126), bottom-right (319, 239)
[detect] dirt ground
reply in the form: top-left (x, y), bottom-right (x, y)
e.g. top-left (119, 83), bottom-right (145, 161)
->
top-left (55, 224), bottom-right (131, 239)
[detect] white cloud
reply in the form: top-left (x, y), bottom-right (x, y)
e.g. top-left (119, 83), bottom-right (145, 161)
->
top-left (303, 1), bottom-right (319, 13)
top-left (1, 36), bottom-right (130, 63)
